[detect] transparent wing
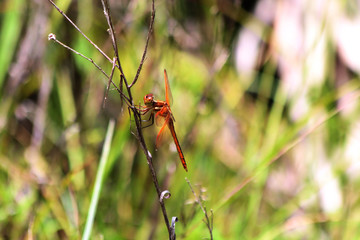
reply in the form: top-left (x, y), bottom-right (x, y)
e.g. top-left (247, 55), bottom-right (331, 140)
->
top-left (155, 113), bottom-right (171, 149)
top-left (155, 106), bottom-right (166, 127)
top-left (164, 69), bottom-right (173, 106)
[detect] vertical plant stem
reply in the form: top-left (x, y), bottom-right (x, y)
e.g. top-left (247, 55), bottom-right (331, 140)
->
top-left (132, 110), bottom-right (171, 234)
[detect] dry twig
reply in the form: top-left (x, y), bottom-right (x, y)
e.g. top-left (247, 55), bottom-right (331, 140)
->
top-left (47, 0), bottom-right (176, 238)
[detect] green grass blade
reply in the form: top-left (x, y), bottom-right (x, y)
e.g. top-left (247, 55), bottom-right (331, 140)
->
top-left (82, 119), bottom-right (115, 240)
top-left (0, 0), bottom-right (23, 91)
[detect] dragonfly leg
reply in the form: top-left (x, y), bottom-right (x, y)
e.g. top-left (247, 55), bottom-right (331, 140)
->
top-left (128, 105), bottom-right (138, 136)
top-left (133, 104), bottom-right (155, 128)
top-left (128, 105), bottom-right (149, 132)
top-left (141, 112), bottom-right (154, 129)
top-left (135, 105), bottom-right (151, 115)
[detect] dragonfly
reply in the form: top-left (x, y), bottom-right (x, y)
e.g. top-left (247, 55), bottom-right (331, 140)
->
top-left (138, 69), bottom-right (188, 172)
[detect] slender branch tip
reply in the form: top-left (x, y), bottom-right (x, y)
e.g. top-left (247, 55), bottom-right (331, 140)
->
top-left (48, 33), bottom-right (56, 41)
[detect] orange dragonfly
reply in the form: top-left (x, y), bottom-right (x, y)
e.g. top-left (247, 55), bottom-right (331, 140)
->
top-left (139, 69), bottom-right (188, 171)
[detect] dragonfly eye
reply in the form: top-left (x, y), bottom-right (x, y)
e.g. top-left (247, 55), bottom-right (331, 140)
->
top-left (144, 93), bottom-right (154, 105)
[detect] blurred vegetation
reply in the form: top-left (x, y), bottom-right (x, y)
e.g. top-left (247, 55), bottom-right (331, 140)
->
top-left (1, 0), bottom-right (360, 239)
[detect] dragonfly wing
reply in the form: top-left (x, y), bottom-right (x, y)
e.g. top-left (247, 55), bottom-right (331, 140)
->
top-left (155, 113), bottom-right (170, 149)
top-left (164, 69), bottom-right (173, 106)
top-left (155, 107), bottom-right (166, 127)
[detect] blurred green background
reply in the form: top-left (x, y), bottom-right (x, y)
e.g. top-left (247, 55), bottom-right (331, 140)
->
top-left (1, 0), bottom-right (360, 239)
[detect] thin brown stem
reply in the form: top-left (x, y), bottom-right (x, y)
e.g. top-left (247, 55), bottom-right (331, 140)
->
top-left (131, 108), bottom-right (172, 234)
top-left (47, 0), bottom-right (114, 65)
top-left (103, 57), bottom-right (117, 108)
top-left (129, 0), bottom-right (155, 88)
top-left (47, 34), bottom-right (131, 105)
top-left (100, 0), bottom-right (130, 97)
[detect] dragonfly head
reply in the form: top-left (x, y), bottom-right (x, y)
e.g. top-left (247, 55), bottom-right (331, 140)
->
top-left (144, 93), bottom-right (154, 106)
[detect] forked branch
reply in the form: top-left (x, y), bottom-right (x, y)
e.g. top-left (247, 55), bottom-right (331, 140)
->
top-left (48, 0), bottom-right (175, 238)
